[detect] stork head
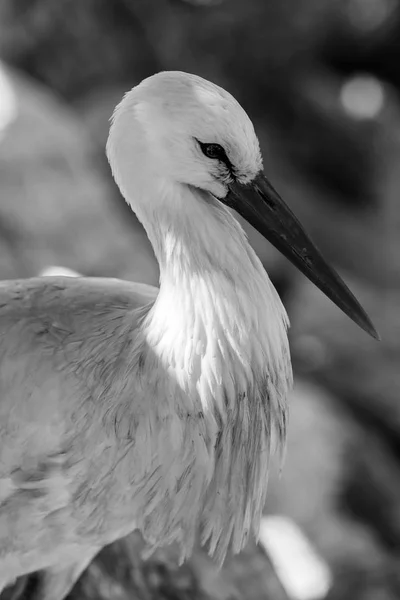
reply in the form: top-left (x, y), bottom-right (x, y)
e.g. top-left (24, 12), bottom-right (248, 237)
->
top-left (109, 71), bottom-right (262, 198)
top-left (108, 71), bottom-right (379, 340)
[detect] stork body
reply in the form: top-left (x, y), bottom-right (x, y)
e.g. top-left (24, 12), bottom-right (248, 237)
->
top-left (0, 72), bottom-right (376, 599)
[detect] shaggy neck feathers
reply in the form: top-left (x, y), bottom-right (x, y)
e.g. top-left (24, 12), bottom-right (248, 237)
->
top-left (140, 181), bottom-right (290, 416)
top-left (132, 180), bottom-right (292, 562)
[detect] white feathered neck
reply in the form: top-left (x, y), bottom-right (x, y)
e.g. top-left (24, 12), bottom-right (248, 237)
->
top-left (142, 180), bottom-right (291, 416)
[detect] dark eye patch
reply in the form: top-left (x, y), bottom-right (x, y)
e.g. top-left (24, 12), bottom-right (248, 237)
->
top-left (196, 139), bottom-right (235, 177)
top-left (199, 143), bottom-right (226, 160)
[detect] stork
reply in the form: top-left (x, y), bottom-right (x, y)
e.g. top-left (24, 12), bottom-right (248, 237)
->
top-left (0, 71), bottom-right (377, 600)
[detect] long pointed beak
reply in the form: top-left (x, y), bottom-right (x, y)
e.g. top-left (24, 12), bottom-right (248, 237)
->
top-left (224, 172), bottom-right (379, 340)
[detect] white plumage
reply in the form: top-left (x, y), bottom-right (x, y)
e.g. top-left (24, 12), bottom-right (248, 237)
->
top-left (0, 71), bottom-right (376, 599)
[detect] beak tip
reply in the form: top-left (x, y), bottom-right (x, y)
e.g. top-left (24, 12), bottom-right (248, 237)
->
top-left (358, 315), bottom-right (380, 341)
top-left (369, 324), bottom-right (381, 342)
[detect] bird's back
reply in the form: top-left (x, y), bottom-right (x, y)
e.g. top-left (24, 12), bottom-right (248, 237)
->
top-left (0, 276), bottom-right (157, 582)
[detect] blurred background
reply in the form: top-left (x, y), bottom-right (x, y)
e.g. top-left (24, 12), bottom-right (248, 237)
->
top-left (0, 0), bottom-right (398, 598)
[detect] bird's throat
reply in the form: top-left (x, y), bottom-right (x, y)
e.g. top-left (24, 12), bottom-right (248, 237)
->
top-left (139, 182), bottom-right (291, 422)
top-left (120, 179), bottom-right (292, 562)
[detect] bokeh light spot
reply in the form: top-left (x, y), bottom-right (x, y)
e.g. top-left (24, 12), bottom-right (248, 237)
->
top-left (340, 75), bottom-right (385, 120)
top-left (347, 0), bottom-right (397, 32)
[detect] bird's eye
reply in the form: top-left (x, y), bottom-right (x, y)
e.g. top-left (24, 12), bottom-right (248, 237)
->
top-left (196, 139), bottom-right (235, 177)
top-left (199, 142), bottom-right (226, 160)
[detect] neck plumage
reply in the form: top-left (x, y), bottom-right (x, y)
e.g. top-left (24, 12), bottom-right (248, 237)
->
top-left (140, 183), bottom-right (292, 559)
top-left (139, 180), bottom-right (291, 416)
